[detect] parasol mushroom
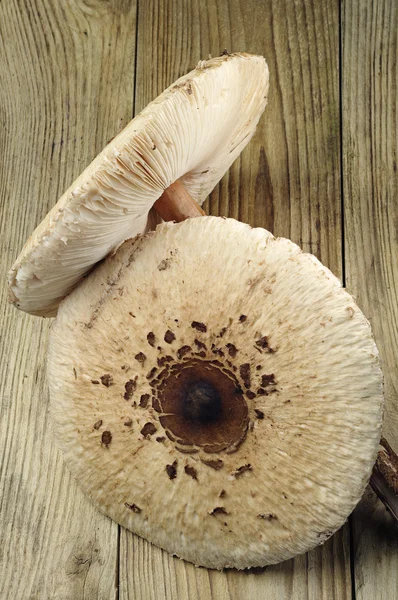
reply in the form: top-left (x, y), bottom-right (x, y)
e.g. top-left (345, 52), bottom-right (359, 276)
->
top-left (8, 52), bottom-right (269, 317)
top-left (8, 48), bottom-right (394, 567)
top-left (47, 217), bottom-right (383, 569)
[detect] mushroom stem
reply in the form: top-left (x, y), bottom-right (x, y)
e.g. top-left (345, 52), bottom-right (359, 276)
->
top-left (154, 180), bottom-right (206, 222)
top-left (371, 438), bottom-right (398, 523)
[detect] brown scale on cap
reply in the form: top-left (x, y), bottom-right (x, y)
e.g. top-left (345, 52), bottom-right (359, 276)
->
top-left (202, 459), bottom-right (224, 470)
top-left (177, 446), bottom-right (199, 454)
top-left (177, 345), bottom-right (191, 360)
top-left (101, 431), bottom-right (112, 447)
top-left (239, 363), bottom-right (251, 389)
top-left (100, 374), bottom-right (113, 387)
top-left (209, 507), bottom-right (228, 516)
top-left (125, 502), bottom-right (141, 513)
top-left (141, 422), bottom-right (157, 438)
top-left (184, 465), bottom-right (198, 480)
top-left (226, 343), bottom-right (238, 358)
top-left (233, 464), bottom-right (252, 478)
top-left (151, 367), bottom-right (170, 385)
top-left (152, 396), bottom-right (161, 411)
top-left (191, 321), bottom-right (207, 333)
top-left (194, 339), bottom-right (207, 351)
top-left (164, 330), bottom-right (176, 344)
top-left (124, 378), bottom-right (137, 400)
top-left (158, 355), bottom-right (174, 367)
top-left (255, 335), bottom-right (275, 353)
top-left (166, 460), bottom-right (178, 480)
top-left (258, 513), bottom-right (277, 520)
top-left (261, 373), bottom-right (276, 387)
top-left (157, 258), bottom-right (170, 271)
top-left (139, 394), bottom-right (150, 408)
top-left (211, 344), bottom-right (224, 357)
top-left (134, 352), bottom-right (146, 366)
top-left (147, 332), bottom-right (156, 347)
top-left (146, 367), bottom-right (158, 380)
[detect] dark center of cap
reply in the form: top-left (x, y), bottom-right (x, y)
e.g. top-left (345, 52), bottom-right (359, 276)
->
top-left (151, 359), bottom-right (249, 454)
top-left (182, 379), bottom-right (222, 423)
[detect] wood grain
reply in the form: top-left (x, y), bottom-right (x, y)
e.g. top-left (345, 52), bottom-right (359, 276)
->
top-left (2, 0), bottom-right (395, 598)
top-left (343, 0), bottom-right (398, 597)
top-left (120, 1), bottom-right (351, 599)
top-left (120, 526), bottom-right (351, 600)
top-left (0, 1), bottom-right (137, 598)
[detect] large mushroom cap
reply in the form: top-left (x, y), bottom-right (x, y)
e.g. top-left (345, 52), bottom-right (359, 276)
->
top-left (48, 217), bottom-right (383, 570)
top-left (8, 52), bottom-right (269, 317)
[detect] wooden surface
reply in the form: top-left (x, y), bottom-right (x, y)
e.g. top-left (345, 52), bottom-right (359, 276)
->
top-left (343, 1), bottom-right (398, 598)
top-left (0, 0), bottom-right (396, 598)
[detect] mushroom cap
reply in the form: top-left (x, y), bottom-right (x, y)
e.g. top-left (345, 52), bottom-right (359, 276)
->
top-left (48, 217), bottom-right (383, 570)
top-left (8, 52), bottom-right (269, 317)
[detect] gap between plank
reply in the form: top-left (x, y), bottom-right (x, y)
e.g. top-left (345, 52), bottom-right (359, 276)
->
top-left (132, 0), bottom-right (140, 119)
top-left (339, 0), bottom-right (347, 289)
top-left (339, 2), bottom-right (355, 599)
top-left (117, 2), bottom-right (140, 597)
top-left (116, 525), bottom-right (121, 600)
top-left (349, 517), bottom-right (356, 600)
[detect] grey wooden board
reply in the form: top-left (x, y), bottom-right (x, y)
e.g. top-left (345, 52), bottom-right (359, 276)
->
top-left (1, 0), bottom-right (397, 598)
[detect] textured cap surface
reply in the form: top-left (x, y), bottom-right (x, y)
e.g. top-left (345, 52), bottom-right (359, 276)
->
top-left (48, 217), bottom-right (383, 569)
top-left (8, 53), bottom-right (269, 316)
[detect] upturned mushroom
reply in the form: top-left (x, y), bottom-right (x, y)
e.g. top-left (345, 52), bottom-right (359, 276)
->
top-left (8, 52), bottom-right (269, 317)
top-left (48, 217), bottom-right (383, 569)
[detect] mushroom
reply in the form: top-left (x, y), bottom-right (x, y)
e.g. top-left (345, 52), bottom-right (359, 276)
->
top-left (8, 52), bottom-right (269, 317)
top-left (8, 48), bottom-right (390, 565)
top-left (48, 216), bottom-right (383, 569)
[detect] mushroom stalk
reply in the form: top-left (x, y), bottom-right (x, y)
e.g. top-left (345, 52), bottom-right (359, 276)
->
top-left (154, 180), bottom-right (206, 222)
top-left (370, 438), bottom-right (398, 523)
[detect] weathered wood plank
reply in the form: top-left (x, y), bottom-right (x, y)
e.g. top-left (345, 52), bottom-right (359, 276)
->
top-left (120, 1), bottom-right (349, 598)
top-left (343, 0), bottom-right (398, 598)
top-left (0, 1), bottom-right (137, 598)
top-left (120, 526), bottom-right (351, 600)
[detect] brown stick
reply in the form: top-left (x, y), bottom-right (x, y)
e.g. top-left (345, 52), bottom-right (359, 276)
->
top-left (154, 180), bottom-right (205, 222)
